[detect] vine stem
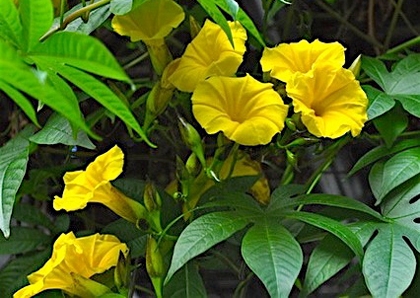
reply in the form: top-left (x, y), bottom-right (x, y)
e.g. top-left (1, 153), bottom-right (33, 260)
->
top-left (383, 0), bottom-right (404, 51)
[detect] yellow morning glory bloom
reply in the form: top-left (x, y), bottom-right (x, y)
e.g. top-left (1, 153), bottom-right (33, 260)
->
top-left (13, 232), bottom-right (128, 298)
top-left (260, 39), bottom-right (346, 83)
top-left (111, 0), bottom-right (185, 45)
top-left (286, 66), bottom-right (368, 138)
top-left (192, 74), bottom-right (289, 146)
top-left (168, 20), bottom-right (247, 92)
top-left (53, 145), bottom-right (147, 224)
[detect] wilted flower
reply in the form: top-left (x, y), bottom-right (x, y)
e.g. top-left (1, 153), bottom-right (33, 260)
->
top-left (13, 232), bottom-right (128, 298)
top-left (168, 20), bottom-right (247, 92)
top-left (192, 74), bottom-right (289, 146)
top-left (53, 146), bottom-right (147, 224)
top-left (260, 39), bottom-right (345, 83)
top-left (111, 0), bottom-right (185, 45)
top-left (286, 66), bottom-right (368, 138)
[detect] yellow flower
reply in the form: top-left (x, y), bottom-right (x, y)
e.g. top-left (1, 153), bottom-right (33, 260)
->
top-left (168, 20), bottom-right (247, 92)
top-left (13, 232), bottom-right (128, 298)
top-left (53, 145), bottom-right (147, 224)
top-left (192, 74), bottom-right (289, 146)
top-left (260, 39), bottom-right (345, 83)
top-left (286, 66), bottom-right (368, 138)
top-left (111, 0), bottom-right (185, 45)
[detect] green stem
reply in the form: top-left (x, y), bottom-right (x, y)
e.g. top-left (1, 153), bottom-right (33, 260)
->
top-left (210, 249), bottom-right (241, 275)
top-left (383, 36), bottom-right (420, 56)
top-left (123, 52), bottom-right (150, 70)
top-left (383, 0), bottom-right (404, 51)
top-left (233, 272), bottom-right (254, 298)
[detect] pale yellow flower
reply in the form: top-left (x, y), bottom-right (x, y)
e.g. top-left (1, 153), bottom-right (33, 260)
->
top-left (168, 20), bottom-right (247, 92)
top-left (286, 66), bottom-right (368, 138)
top-left (111, 0), bottom-right (185, 45)
top-left (192, 74), bottom-right (288, 146)
top-left (13, 232), bottom-right (128, 298)
top-left (260, 39), bottom-right (345, 83)
top-left (53, 145), bottom-right (147, 223)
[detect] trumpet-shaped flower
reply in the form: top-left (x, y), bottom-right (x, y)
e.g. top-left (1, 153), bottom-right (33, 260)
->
top-left (53, 146), bottom-right (147, 224)
top-left (13, 232), bottom-right (128, 298)
top-left (192, 74), bottom-right (289, 146)
top-left (168, 20), bottom-right (247, 92)
top-left (286, 66), bottom-right (368, 138)
top-left (111, 0), bottom-right (185, 45)
top-left (260, 39), bottom-right (345, 83)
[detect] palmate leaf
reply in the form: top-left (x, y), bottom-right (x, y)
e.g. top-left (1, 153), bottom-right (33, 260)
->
top-left (372, 103), bottom-right (408, 147)
top-left (0, 0), bottom-right (23, 47)
top-left (0, 127), bottom-right (34, 238)
top-left (362, 85), bottom-right (395, 120)
top-left (241, 218), bottom-right (303, 298)
top-left (164, 261), bottom-right (207, 298)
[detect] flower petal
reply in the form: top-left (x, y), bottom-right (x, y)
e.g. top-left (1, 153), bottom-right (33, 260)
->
top-left (286, 66), bottom-right (368, 138)
top-left (192, 74), bottom-right (288, 145)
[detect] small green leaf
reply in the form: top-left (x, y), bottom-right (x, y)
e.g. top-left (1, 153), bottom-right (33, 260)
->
top-left (284, 211), bottom-right (364, 259)
top-left (362, 85), bottom-right (395, 120)
top-left (19, 0), bottom-right (53, 52)
top-left (165, 211), bottom-right (249, 283)
top-left (369, 147), bottom-right (420, 204)
top-left (0, 0), bottom-right (23, 48)
top-left (242, 219), bottom-right (302, 297)
top-left (348, 138), bottom-right (420, 176)
top-left (110, 0), bottom-right (133, 15)
top-left (12, 203), bottom-right (52, 228)
top-left (164, 261), bottom-right (207, 298)
top-left (0, 126), bottom-right (34, 238)
top-left (373, 104), bottom-right (408, 147)
top-left (0, 227), bottom-right (50, 254)
top-left (363, 225), bottom-right (416, 298)
top-left (30, 113), bottom-right (96, 149)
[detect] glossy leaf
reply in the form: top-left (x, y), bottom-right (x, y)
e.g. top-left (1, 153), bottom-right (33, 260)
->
top-left (362, 85), bottom-right (395, 120)
top-left (65, 5), bottom-right (111, 35)
top-left (0, 0), bottom-right (23, 48)
top-left (164, 261), bottom-right (207, 298)
top-left (19, 0), bottom-right (53, 52)
top-left (0, 127), bottom-right (34, 238)
top-left (242, 219), bottom-right (302, 297)
top-left (32, 31), bottom-right (131, 83)
top-left (267, 184), bottom-right (306, 213)
top-left (30, 113), bottom-right (96, 149)
top-left (363, 225), bottom-right (416, 298)
top-left (110, 0), bottom-right (133, 15)
top-left (165, 211), bottom-right (249, 283)
top-left (361, 56), bottom-right (391, 90)
top-left (373, 104), bottom-right (408, 147)
top-left (0, 227), bottom-right (50, 254)
top-left (348, 138), bottom-right (420, 176)
top-left (369, 147), bottom-right (420, 204)
top-left (284, 211), bottom-right (364, 259)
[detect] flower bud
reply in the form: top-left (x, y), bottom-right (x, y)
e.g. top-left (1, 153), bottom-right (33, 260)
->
top-left (144, 181), bottom-right (162, 212)
top-left (146, 41), bottom-right (173, 76)
top-left (178, 117), bottom-right (206, 168)
top-left (189, 15), bottom-right (202, 39)
top-left (146, 236), bottom-right (165, 297)
top-left (146, 82), bottom-right (173, 118)
top-left (348, 54), bottom-right (362, 78)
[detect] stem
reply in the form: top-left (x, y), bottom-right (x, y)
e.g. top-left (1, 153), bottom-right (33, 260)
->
top-left (383, 0), bottom-right (404, 51)
top-left (123, 52), bottom-right (150, 70)
top-left (383, 36), bottom-right (420, 56)
top-left (210, 249), bottom-right (241, 275)
top-left (233, 272), bottom-right (254, 298)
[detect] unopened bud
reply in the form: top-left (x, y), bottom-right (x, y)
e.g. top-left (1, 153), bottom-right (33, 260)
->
top-left (189, 15), bottom-right (202, 39)
top-left (178, 117), bottom-right (206, 168)
top-left (348, 54), bottom-right (362, 78)
top-left (144, 181), bottom-right (162, 212)
top-left (185, 153), bottom-right (201, 177)
top-left (146, 236), bottom-right (164, 297)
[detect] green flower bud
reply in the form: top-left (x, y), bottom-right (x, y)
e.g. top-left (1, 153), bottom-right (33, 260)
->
top-left (178, 117), bottom-right (206, 168)
top-left (146, 236), bottom-right (164, 297)
top-left (348, 54), bottom-right (362, 78)
top-left (189, 15), bottom-right (202, 39)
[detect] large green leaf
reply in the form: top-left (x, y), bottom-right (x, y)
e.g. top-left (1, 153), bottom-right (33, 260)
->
top-left (0, 127), bottom-right (34, 238)
top-left (30, 113), bottom-right (96, 149)
top-left (284, 211), bottom-right (364, 259)
top-left (164, 261), bottom-right (207, 298)
top-left (0, 0), bottom-right (23, 47)
top-left (241, 219), bottom-right (302, 297)
top-left (361, 56), bottom-right (391, 90)
top-left (348, 138), bottom-right (420, 176)
top-left (19, 0), bottom-right (53, 52)
top-left (0, 227), bottom-right (50, 254)
top-left (372, 104), bottom-right (408, 147)
top-left (165, 211), bottom-right (249, 283)
top-left (363, 224), bottom-right (416, 298)
top-left (369, 147), bottom-right (420, 204)
top-left (362, 85), bottom-right (395, 120)
top-left (32, 31), bottom-right (131, 83)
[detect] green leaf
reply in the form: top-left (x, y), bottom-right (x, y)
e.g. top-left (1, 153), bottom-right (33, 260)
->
top-left (0, 227), bottom-right (50, 254)
top-left (32, 31), bottom-right (131, 83)
top-left (19, 0), bottom-right (53, 52)
top-left (241, 219), bottom-right (302, 297)
top-left (363, 225), bottom-right (416, 298)
top-left (302, 234), bottom-right (354, 296)
top-left (65, 5), bottom-right (111, 34)
top-left (214, 0), bottom-right (265, 47)
top-left (12, 203), bottom-right (52, 228)
top-left (373, 104), bottom-right (408, 147)
top-left (348, 138), bottom-right (420, 176)
top-left (164, 261), bottom-right (207, 298)
top-left (0, 0), bottom-right (23, 48)
top-left (267, 184), bottom-right (306, 213)
top-left (361, 56), bottom-right (391, 90)
top-left (41, 62), bottom-right (154, 147)
top-left (0, 80), bottom-right (39, 127)
top-left (196, 0), bottom-right (234, 47)
top-left (30, 113), bottom-right (96, 149)
top-left (284, 211), bottom-right (364, 259)
top-left (0, 126), bottom-right (34, 238)
top-left (0, 249), bottom-right (51, 297)
top-left (110, 0), bottom-right (133, 15)
top-left (369, 147), bottom-right (420, 204)
top-left (165, 211), bottom-right (249, 283)
top-left (362, 85), bottom-right (395, 120)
